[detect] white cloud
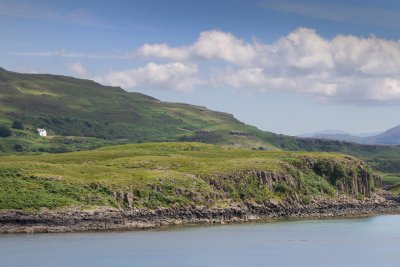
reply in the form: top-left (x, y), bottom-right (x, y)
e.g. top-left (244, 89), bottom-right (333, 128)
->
top-left (138, 44), bottom-right (191, 61)
top-left (192, 30), bottom-right (257, 65)
top-left (215, 67), bottom-right (338, 98)
top-left (137, 30), bottom-right (258, 65)
top-left (95, 62), bottom-right (200, 93)
top-left (40, 28), bottom-right (396, 105)
top-left (67, 62), bottom-right (87, 77)
top-left (268, 28), bottom-right (334, 70)
top-left (133, 28), bottom-right (400, 105)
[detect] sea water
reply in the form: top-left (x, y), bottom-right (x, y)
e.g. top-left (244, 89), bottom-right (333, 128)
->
top-left (1, 215), bottom-right (400, 267)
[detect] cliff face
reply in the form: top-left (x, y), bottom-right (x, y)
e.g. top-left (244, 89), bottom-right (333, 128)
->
top-left (109, 156), bottom-right (382, 209)
top-left (310, 158), bottom-right (381, 198)
top-left (235, 165), bottom-right (380, 202)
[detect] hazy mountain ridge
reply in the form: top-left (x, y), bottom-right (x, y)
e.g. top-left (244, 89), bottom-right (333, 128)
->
top-left (302, 127), bottom-right (400, 146)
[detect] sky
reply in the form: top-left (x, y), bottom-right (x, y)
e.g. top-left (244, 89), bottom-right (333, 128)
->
top-left (2, 0), bottom-right (400, 135)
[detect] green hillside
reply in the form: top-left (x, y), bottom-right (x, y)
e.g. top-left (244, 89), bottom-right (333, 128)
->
top-left (0, 68), bottom-right (279, 152)
top-left (2, 67), bottom-right (400, 176)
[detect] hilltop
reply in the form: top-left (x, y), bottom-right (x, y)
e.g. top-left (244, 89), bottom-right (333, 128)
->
top-left (0, 67), bottom-right (276, 151)
top-left (2, 68), bottom-right (400, 175)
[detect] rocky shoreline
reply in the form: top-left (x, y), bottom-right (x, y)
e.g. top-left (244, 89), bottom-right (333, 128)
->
top-left (1, 192), bottom-right (400, 234)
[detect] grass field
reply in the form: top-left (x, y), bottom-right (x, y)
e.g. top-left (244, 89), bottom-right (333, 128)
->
top-left (0, 142), bottom-right (376, 211)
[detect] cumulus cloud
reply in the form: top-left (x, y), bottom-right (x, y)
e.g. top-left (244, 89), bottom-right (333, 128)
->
top-left (67, 62), bottom-right (87, 77)
top-left (11, 27), bottom-right (400, 103)
top-left (133, 28), bottom-right (400, 105)
top-left (138, 44), bottom-right (191, 61)
top-left (95, 62), bottom-right (200, 93)
top-left (137, 30), bottom-right (258, 65)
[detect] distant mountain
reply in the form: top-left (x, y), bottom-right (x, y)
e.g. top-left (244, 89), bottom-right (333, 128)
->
top-left (367, 125), bottom-right (400, 145)
top-left (298, 130), bottom-right (376, 143)
top-left (298, 129), bottom-right (350, 138)
top-left (300, 125), bottom-right (400, 146)
top-left (357, 132), bottom-right (383, 137)
top-left (311, 133), bottom-right (365, 143)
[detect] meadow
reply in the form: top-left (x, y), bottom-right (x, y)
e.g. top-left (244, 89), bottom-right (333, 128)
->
top-left (0, 142), bottom-right (373, 211)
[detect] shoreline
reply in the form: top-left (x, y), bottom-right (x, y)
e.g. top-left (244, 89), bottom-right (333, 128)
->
top-left (1, 195), bottom-right (400, 234)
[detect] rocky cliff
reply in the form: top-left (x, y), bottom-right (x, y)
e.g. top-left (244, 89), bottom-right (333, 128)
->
top-left (109, 155), bottom-right (382, 209)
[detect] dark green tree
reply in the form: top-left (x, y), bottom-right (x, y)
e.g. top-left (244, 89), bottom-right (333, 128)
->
top-left (12, 120), bottom-right (24, 130)
top-left (13, 144), bottom-right (23, 152)
top-left (0, 125), bottom-right (11, 137)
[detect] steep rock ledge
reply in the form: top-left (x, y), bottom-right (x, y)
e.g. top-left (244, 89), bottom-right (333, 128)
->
top-left (109, 156), bottom-right (382, 209)
top-left (1, 192), bottom-right (399, 234)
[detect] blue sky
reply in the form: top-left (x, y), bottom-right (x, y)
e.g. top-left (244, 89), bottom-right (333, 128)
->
top-left (2, 0), bottom-right (400, 135)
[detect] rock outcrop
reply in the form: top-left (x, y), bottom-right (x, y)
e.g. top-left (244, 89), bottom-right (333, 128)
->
top-left (113, 191), bottom-right (133, 208)
top-left (1, 192), bottom-right (399, 234)
top-left (310, 157), bottom-right (381, 197)
top-left (108, 158), bottom-right (382, 209)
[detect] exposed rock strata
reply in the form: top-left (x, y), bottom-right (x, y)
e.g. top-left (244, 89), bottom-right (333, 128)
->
top-left (1, 192), bottom-right (399, 234)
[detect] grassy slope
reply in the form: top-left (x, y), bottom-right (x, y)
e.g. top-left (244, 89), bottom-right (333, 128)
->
top-left (0, 68), bottom-right (273, 151)
top-left (0, 142), bottom-right (374, 211)
top-left (2, 67), bottom-right (400, 175)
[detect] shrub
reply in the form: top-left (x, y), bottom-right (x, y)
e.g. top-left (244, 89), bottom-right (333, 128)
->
top-left (332, 164), bottom-right (346, 183)
top-left (274, 182), bottom-right (289, 194)
top-left (0, 125), bottom-right (11, 137)
top-left (14, 144), bottom-right (23, 152)
top-left (314, 161), bottom-right (328, 176)
top-left (12, 120), bottom-right (24, 130)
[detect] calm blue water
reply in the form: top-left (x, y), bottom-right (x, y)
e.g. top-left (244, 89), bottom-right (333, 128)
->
top-left (1, 215), bottom-right (400, 267)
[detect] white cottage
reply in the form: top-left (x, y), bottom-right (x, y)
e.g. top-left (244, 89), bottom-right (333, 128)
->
top-left (37, 128), bottom-right (47, 137)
